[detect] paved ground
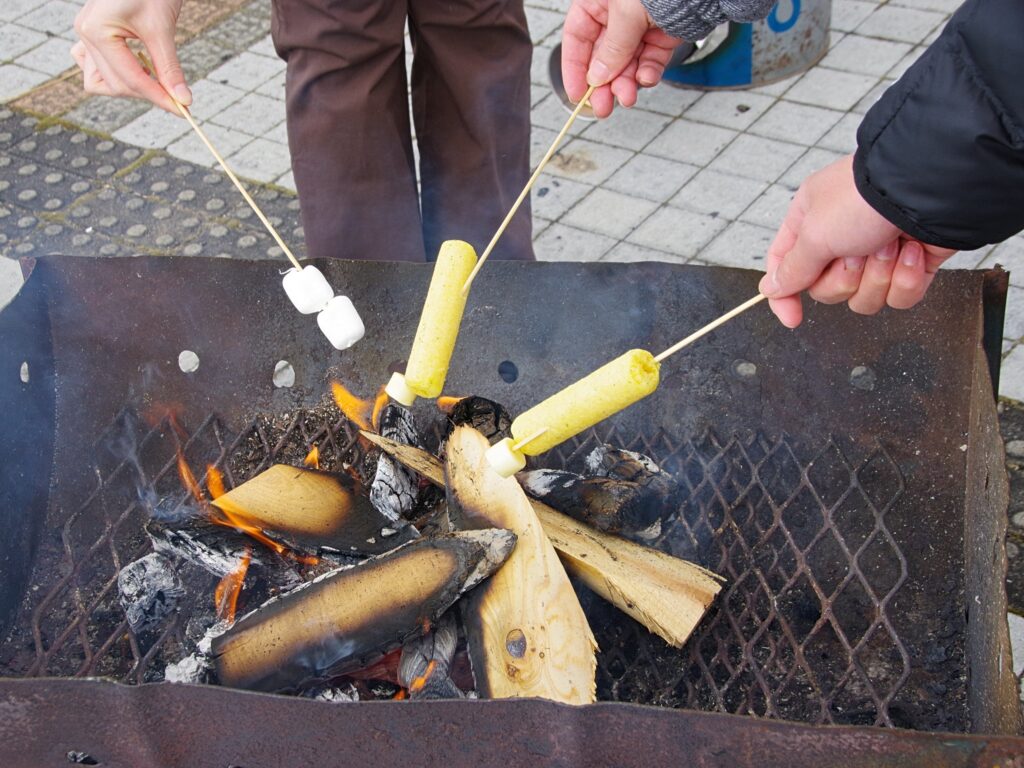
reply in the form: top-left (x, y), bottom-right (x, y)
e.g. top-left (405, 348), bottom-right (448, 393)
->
top-left (3, 0), bottom-right (1024, 681)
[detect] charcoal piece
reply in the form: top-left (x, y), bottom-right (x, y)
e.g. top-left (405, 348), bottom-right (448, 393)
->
top-left (584, 445), bottom-right (678, 495)
top-left (117, 552), bottom-right (185, 635)
top-left (147, 516), bottom-right (262, 578)
top-left (445, 397), bottom-right (512, 443)
top-left (303, 683), bottom-right (360, 703)
top-left (399, 611), bottom-right (463, 699)
top-left (369, 404), bottom-right (423, 524)
top-left (210, 529), bottom-right (516, 693)
top-left (518, 469), bottom-right (665, 541)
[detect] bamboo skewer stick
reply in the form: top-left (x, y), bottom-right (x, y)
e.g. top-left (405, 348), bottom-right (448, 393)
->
top-left (462, 84), bottom-right (597, 294)
top-left (137, 53), bottom-right (302, 271)
top-left (511, 426), bottom-right (548, 452)
top-left (653, 294), bottom-right (767, 363)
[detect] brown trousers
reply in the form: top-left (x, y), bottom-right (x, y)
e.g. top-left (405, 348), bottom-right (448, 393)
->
top-left (271, 0), bottom-right (534, 262)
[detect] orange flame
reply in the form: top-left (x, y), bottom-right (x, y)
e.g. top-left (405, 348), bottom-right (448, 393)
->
top-left (206, 465), bottom-right (226, 499)
top-left (331, 381), bottom-right (374, 431)
top-left (177, 451), bottom-right (205, 504)
top-left (303, 445), bottom-right (320, 470)
top-left (214, 547), bottom-right (251, 623)
top-left (408, 660), bottom-right (438, 694)
top-left (212, 497), bottom-right (320, 566)
top-left (392, 689), bottom-right (408, 701)
top-left (371, 386), bottom-right (389, 432)
top-left (436, 396), bottom-right (466, 414)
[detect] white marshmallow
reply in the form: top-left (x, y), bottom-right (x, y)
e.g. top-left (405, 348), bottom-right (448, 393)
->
top-left (317, 295), bottom-right (365, 350)
top-left (485, 438), bottom-right (527, 478)
top-left (282, 265), bottom-right (334, 314)
top-left (385, 372), bottom-right (417, 407)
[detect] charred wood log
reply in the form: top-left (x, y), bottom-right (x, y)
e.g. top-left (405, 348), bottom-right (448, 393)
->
top-left (370, 404), bottom-right (423, 523)
top-left (210, 529), bottom-right (516, 693)
top-left (363, 431), bottom-right (722, 648)
top-left (398, 611), bottom-right (463, 699)
top-left (212, 464), bottom-right (418, 557)
top-left (444, 397), bottom-right (512, 443)
top-left (446, 426), bottom-right (597, 704)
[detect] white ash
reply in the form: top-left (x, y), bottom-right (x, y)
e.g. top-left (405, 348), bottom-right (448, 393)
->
top-left (461, 529), bottom-right (518, 590)
top-left (519, 469), bottom-right (579, 497)
top-left (305, 683), bottom-right (360, 703)
top-left (584, 445), bottom-right (663, 477)
top-left (164, 652), bottom-right (211, 685)
top-left (369, 404), bottom-right (422, 523)
top-left (148, 521), bottom-right (257, 578)
top-left (117, 552), bottom-right (185, 635)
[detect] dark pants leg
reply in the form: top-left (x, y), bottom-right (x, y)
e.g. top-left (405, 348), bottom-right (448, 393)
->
top-left (272, 0), bottom-right (425, 261)
top-left (409, 0), bottom-right (534, 261)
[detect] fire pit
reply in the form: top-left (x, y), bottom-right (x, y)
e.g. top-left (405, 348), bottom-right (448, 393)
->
top-left (0, 256), bottom-right (1021, 765)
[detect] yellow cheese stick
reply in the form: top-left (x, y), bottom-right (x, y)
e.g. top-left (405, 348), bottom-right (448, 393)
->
top-left (486, 349), bottom-right (660, 477)
top-left (386, 240), bottom-right (478, 406)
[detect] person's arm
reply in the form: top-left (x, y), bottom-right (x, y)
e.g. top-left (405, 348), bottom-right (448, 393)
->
top-left (760, 0), bottom-right (1024, 326)
top-left (562, 0), bottom-right (775, 117)
top-left (71, 0), bottom-right (189, 114)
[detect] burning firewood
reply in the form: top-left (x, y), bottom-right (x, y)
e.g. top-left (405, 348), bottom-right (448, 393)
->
top-left (398, 611), bottom-right (463, 699)
top-left (443, 396), bottom-right (512, 443)
top-left (369, 404), bottom-right (424, 523)
top-left (446, 426), bottom-right (597, 704)
top-left (210, 529), bottom-right (516, 692)
top-left (362, 430), bottom-right (722, 648)
top-left (212, 464), bottom-right (418, 557)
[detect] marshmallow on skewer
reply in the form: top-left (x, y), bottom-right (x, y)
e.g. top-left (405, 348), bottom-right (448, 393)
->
top-left (282, 265), bottom-right (365, 350)
top-left (318, 295), bottom-right (365, 350)
top-left (282, 265), bottom-right (334, 314)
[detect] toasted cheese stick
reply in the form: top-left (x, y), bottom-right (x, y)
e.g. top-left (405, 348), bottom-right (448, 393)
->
top-left (386, 241), bottom-right (478, 406)
top-left (486, 350), bottom-right (660, 477)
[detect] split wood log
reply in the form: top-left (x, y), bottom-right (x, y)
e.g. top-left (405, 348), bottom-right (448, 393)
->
top-left (445, 426), bottom-right (596, 703)
top-left (211, 529), bottom-right (515, 692)
top-left (212, 464), bottom-right (417, 557)
top-left (362, 430), bottom-right (723, 648)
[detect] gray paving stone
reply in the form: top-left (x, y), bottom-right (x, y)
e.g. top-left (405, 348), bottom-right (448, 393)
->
top-left (1002, 286), bottom-right (1024, 342)
top-left (580, 107), bottom-right (670, 151)
top-left (206, 50), bottom-right (284, 92)
top-left (748, 77), bottom-right (798, 98)
top-left (545, 137), bottom-right (632, 185)
top-left (779, 147), bottom-right (845, 189)
top-left (186, 78), bottom-right (247, 121)
top-left (645, 119), bottom-right (737, 167)
top-left (672, 168), bottom-right (767, 220)
top-left (63, 95), bottom-right (149, 133)
top-left (0, 155), bottom-right (92, 213)
top-left (0, 23), bottom-right (46, 61)
top-left (682, 91), bottom-right (777, 131)
top-left (635, 83), bottom-right (702, 117)
top-left (248, 34), bottom-right (277, 59)
top-left (941, 247), bottom-right (991, 270)
top-left (166, 124), bottom-right (253, 167)
top-left (524, 0), bottom-right (571, 12)
top-left (749, 101), bottom-right (842, 146)
top-left (601, 240), bottom-right (685, 264)
top-left (531, 172), bottom-right (591, 221)
top-left (0, 255), bottom-right (23, 309)
top-left (980, 237), bottom-right (1024, 287)
top-left (209, 92), bottom-right (285, 137)
top-left (205, 3), bottom-right (271, 52)
top-left (887, 45), bottom-right (927, 80)
top-left (856, 4), bottom-right (946, 43)
top-left (819, 34), bottom-right (912, 77)
top-left (696, 220), bottom-right (775, 269)
top-left (276, 169), bottom-right (296, 192)
top-left (264, 120), bottom-right (288, 145)
top-left (852, 78), bottom-right (893, 115)
top-left (530, 43), bottom-right (553, 87)
top-left (524, 5), bottom-right (562, 45)
top-left (113, 107), bottom-right (192, 149)
top-left (533, 221), bottom-right (616, 262)
top-left (562, 187), bottom-right (659, 240)
top-left (627, 206), bottom-right (727, 258)
top-left (1002, 340), bottom-right (1024, 400)
top-left (10, 0), bottom-right (76, 37)
top-left (830, 0), bottom-right (877, 32)
top-left (738, 184), bottom-right (793, 229)
top-left (708, 134), bottom-right (805, 183)
top-left (255, 69), bottom-right (286, 98)
top-left (892, 0), bottom-right (963, 11)
top-left (0, 63), bottom-right (48, 102)
top-left (784, 67), bottom-right (878, 111)
top-left (816, 112), bottom-right (860, 154)
top-left (15, 36), bottom-right (74, 76)
top-left (178, 36), bottom-right (235, 82)
top-left (603, 153), bottom-right (699, 204)
top-left (225, 136), bottom-right (291, 182)
top-left (0, 0), bottom-right (47, 24)
top-left (10, 124), bottom-right (140, 179)
top-left (530, 92), bottom-right (589, 135)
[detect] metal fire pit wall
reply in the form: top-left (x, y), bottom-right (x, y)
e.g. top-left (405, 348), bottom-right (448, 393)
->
top-left (0, 256), bottom-right (1019, 765)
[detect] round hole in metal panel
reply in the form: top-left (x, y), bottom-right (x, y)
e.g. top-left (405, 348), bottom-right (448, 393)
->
top-left (178, 350), bottom-right (199, 373)
top-left (19, 361), bottom-right (28, 383)
top-left (273, 360), bottom-right (295, 388)
top-left (498, 360), bottom-right (518, 383)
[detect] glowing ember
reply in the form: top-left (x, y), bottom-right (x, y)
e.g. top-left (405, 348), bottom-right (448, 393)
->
top-left (408, 659), bottom-right (438, 694)
top-left (214, 547), bottom-right (251, 623)
top-left (206, 465), bottom-right (226, 499)
top-left (370, 386), bottom-right (389, 432)
top-left (303, 445), bottom-right (320, 470)
top-left (436, 396), bottom-right (466, 413)
top-left (331, 381), bottom-right (374, 431)
top-left (392, 689), bottom-right (408, 701)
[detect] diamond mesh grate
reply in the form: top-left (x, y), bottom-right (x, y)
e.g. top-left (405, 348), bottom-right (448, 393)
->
top-left (1, 406), bottom-right (912, 727)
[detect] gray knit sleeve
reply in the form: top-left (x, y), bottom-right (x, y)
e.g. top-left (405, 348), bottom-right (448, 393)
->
top-left (640, 0), bottom-right (779, 41)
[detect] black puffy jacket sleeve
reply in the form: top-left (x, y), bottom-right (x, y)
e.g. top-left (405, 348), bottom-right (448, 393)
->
top-left (853, 0), bottom-right (1024, 251)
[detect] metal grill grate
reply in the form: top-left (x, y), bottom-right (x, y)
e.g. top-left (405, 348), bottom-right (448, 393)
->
top-left (1, 406), bottom-right (913, 728)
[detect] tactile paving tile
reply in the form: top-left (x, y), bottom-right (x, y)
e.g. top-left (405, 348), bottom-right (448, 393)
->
top-left (0, 107), bottom-right (306, 263)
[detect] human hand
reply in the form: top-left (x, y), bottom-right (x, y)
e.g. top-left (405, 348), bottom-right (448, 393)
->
top-left (758, 155), bottom-right (956, 328)
top-left (562, 0), bottom-right (680, 118)
top-left (72, 0), bottom-right (189, 114)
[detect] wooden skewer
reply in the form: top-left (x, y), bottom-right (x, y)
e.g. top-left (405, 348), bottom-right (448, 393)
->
top-left (462, 84), bottom-right (597, 294)
top-left (654, 294), bottom-right (767, 363)
top-left (137, 53), bottom-right (302, 271)
top-left (511, 426), bottom-right (549, 452)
